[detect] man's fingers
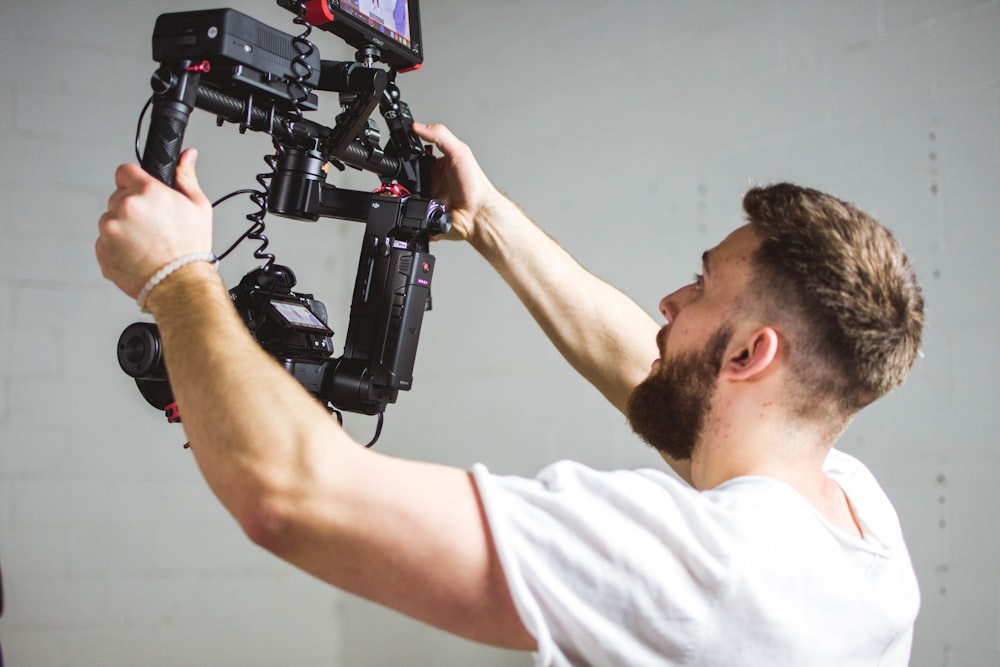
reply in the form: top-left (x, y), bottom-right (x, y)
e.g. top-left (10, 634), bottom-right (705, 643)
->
top-left (413, 122), bottom-right (465, 158)
top-left (114, 162), bottom-right (146, 190)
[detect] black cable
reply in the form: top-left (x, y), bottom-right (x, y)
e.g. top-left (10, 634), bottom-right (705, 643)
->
top-left (245, 153), bottom-right (277, 272)
top-left (365, 411), bottom-right (384, 448)
top-left (211, 190), bottom-right (266, 262)
top-left (134, 95), bottom-right (154, 162)
top-left (328, 406), bottom-right (382, 447)
top-left (243, 0), bottom-right (317, 275)
top-left (287, 1), bottom-right (316, 122)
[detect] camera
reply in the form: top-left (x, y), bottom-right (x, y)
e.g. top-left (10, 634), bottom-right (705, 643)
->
top-left (117, 1), bottom-right (447, 429)
top-left (119, 265), bottom-right (334, 411)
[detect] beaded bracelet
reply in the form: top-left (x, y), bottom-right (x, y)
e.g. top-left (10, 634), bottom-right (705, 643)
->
top-left (136, 252), bottom-right (218, 313)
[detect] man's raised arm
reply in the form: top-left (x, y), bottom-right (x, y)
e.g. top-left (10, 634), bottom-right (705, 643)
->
top-left (96, 150), bottom-right (534, 650)
top-left (413, 123), bottom-right (661, 415)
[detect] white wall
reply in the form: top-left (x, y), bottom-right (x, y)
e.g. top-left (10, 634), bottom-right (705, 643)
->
top-left (0, 1), bottom-right (997, 665)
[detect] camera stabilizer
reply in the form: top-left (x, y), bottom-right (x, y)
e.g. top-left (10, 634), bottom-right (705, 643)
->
top-left (116, 1), bottom-right (447, 438)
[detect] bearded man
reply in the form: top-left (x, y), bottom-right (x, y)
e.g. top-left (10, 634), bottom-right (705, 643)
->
top-left (96, 120), bottom-right (923, 666)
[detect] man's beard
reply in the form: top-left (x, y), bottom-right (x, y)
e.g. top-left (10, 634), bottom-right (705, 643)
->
top-left (626, 326), bottom-right (732, 461)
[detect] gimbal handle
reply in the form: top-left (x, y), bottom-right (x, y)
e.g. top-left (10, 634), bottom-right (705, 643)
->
top-left (140, 61), bottom-right (204, 186)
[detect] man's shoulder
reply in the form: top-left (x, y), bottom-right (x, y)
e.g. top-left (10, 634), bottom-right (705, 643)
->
top-left (475, 459), bottom-right (699, 507)
top-left (823, 448), bottom-right (888, 502)
top-left (823, 448), bottom-right (910, 551)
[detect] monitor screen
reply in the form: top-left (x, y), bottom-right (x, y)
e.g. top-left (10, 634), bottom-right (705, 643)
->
top-left (343, 1), bottom-right (413, 51)
top-left (315, 0), bottom-right (424, 71)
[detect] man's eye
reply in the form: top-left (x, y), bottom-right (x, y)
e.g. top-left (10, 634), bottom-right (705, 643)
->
top-left (693, 273), bottom-right (704, 289)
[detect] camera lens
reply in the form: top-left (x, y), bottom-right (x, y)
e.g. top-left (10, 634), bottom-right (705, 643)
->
top-left (123, 336), bottom-right (147, 364)
top-left (117, 322), bottom-right (166, 379)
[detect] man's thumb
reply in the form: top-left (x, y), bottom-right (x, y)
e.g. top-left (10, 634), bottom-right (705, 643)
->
top-left (174, 148), bottom-right (209, 205)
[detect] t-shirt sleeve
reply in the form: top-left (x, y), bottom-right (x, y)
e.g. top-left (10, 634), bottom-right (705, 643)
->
top-left (472, 461), bottom-right (731, 667)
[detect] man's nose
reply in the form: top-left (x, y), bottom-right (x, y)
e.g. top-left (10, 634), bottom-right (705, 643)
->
top-left (659, 284), bottom-right (695, 323)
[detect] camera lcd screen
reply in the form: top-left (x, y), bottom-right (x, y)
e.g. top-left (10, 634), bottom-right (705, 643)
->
top-left (270, 300), bottom-right (334, 334)
top-left (327, 0), bottom-right (423, 70)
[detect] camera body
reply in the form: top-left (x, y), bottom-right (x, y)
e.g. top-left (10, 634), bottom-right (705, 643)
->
top-left (117, 266), bottom-right (334, 409)
top-left (118, 1), bottom-right (446, 424)
top-left (231, 266), bottom-right (335, 398)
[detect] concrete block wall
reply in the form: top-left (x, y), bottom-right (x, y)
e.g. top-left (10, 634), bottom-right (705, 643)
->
top-left (1, 1), bottom-right (997, 665)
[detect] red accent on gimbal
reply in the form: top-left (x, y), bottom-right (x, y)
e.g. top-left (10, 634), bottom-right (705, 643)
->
top-left (304, 0), bottom-right (335, 26)
top-left (374, 183), bottom-right (411, 197)
top-left (165, 402), bottom-right (182, 423)
top-left (185, 60), bottom-right (211, 73)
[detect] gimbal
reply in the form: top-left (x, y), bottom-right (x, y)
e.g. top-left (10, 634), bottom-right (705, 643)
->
top-left (117, 3), bottom-right (448, 434)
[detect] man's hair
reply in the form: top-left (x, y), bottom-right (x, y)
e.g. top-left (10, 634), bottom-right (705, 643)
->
top-left (741, 183), bottom-right (924, 419)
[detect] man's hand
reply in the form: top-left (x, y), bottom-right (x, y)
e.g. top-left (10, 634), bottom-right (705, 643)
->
top-left (412, 122), bottom-right (508, 243)
top-left (96, 148), bottom-right (213, 298)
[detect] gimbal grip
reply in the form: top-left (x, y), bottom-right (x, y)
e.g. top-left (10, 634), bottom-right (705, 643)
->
top-left (141, 99), bottom-right (192, 187)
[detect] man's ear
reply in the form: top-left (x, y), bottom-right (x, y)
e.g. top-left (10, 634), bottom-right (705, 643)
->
top-left (720, 327), bottom-right (780, 381)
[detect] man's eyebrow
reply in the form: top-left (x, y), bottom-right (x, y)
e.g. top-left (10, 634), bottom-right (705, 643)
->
top-left (702, 250), bottom-right (712, 275)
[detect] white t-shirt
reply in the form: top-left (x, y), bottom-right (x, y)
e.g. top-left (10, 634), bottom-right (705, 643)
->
top-left (472, 449), bottom-right (919, 666)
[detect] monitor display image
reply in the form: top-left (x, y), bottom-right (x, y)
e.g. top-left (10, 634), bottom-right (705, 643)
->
top-left (316, 0), bottom-right (424, 71)
top-left (342, 0), bottom-right (412, 52)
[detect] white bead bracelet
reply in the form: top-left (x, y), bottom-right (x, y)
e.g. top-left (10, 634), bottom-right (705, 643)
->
top-left (136, 252), bottom-right (218, 313)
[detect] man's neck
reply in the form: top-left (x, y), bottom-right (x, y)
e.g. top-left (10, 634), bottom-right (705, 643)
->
top-left (688, 430), bottom-right (862, 539)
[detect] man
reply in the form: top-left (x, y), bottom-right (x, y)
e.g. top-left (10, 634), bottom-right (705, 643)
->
top-left (96, 121), bottom-right (923, 665)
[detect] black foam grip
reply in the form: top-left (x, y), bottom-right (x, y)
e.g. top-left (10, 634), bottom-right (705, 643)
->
top-left (141, 100), bottom-right (192, 187)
